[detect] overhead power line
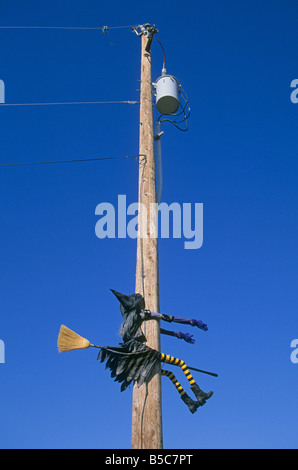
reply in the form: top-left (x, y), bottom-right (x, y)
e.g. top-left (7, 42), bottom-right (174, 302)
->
top-left (0, 154), bottom-right (147, 167)
top-left (0, 24), bottom-right (137, 30)
top-left (0, 100), bottom-right (139, 107)
top-left (0, 26), bottom-right (100, 30)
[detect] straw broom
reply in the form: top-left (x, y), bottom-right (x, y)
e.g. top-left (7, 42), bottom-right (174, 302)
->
top-left (57, 325), bottom-right (95, 352)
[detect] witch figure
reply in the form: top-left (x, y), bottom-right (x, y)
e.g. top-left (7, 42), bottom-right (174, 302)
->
top-left (58, 289), bottom-right (215, 414)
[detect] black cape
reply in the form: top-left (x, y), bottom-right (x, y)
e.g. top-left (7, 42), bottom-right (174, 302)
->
top-left (97, 339), bottom-right (161, 391)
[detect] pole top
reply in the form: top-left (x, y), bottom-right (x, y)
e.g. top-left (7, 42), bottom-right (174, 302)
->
top-left (133, 23), bottom-right (159, 37)
top-left (132, 24), bottom-right (159, 52)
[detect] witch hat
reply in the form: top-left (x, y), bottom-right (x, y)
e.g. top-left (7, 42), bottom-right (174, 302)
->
top-left (110, 290), bottom-right (133, 309)
top-left (110, 289), bottom-right (145, 319)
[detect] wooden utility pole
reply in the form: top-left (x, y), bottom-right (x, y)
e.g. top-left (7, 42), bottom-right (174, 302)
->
top-left (131, 26), bottom-right (163, 450)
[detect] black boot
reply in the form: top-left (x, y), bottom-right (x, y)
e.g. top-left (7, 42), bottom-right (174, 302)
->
top-left (181, 393), bottom-right (202, 414)
top-left (191, 383), bottom-right (213, 403)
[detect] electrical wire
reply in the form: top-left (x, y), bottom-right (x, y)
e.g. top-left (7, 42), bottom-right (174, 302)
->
top-left (159, 116), bottom-right (189, 132)
top-left (137, 154), bottom-right (148, 450)
top-left (140, 383), bottom-right (148, 449)
top-left (102, 25), bottom-right (137, 30)
top-left (0, 25), bottom-right (137, 30)
top-left (0, 154), bottom-right (147, 167)
top-left (0, 26), bottom-right (100, 30)
top-left (155, 38), bottom-right (166, 71)
top-left (102, 26), bottom-right (133, 46)
top-left (0, 100), bottom-right (139, 107)
top-left (157, 93), bottom-right (190, 132)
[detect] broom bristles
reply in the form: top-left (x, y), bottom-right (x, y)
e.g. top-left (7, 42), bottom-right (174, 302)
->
top-left (57, 324), bottom-right (92, 352)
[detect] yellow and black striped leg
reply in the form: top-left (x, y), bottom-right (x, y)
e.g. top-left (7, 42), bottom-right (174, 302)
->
top-left (161, 370), bottom-right (200, 414)
top-left (161, 369), bottom-right (186, 398)
top-left (160, 353), bottom-right (213, 404)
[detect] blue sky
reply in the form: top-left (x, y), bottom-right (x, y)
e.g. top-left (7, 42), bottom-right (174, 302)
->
top-left (0, 0), bottom-right (297, 449)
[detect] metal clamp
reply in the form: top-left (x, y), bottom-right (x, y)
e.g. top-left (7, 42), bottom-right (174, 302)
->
top-left (132, 24), bottom-right (159, 52)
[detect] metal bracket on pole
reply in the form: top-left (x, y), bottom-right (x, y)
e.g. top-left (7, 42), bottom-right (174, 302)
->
top-left (132, 24), bottom-right (159, 52)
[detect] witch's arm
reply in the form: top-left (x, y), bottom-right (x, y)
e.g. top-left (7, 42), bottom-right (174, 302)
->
top-left (160, 328), bottom-right (195, 344)
top-left (140, 310), bottom-right (207, 344)
top-left (140, 310), bottom-right (208, 331)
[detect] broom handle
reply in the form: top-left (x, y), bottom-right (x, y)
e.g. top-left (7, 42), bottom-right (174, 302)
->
top-left (91, 345), bottom-right (218, 377)
top-left (187, 365), bottom-right (218, 377)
